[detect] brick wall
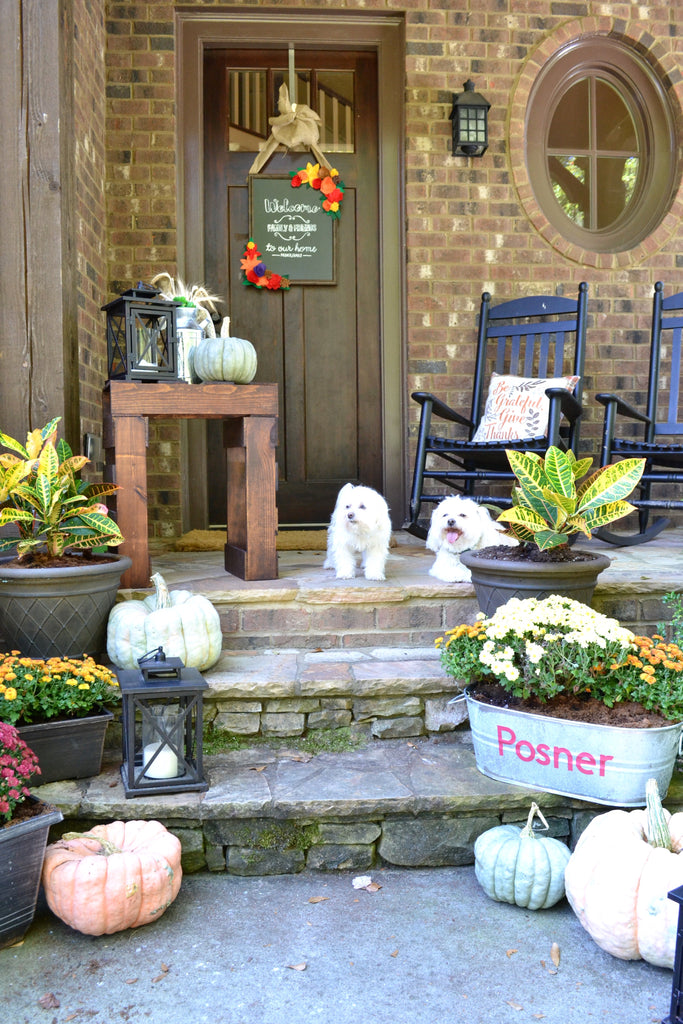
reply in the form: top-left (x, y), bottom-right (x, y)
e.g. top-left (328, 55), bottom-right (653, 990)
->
top-left (94, 0), bottom-right (683, 537)
top-left (72, 2), bottom-right (108, 455)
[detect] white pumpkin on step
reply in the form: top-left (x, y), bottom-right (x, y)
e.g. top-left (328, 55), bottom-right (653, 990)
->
top-left (107, 572), bottom-right (222, 671)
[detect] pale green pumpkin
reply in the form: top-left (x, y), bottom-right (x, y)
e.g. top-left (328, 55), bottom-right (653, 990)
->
top-left (474, 802), bottom-right (571, 909)
top-left (192, 334), bottom-right (257, 383)
top-left (107, 572), bottom-right (222, 671)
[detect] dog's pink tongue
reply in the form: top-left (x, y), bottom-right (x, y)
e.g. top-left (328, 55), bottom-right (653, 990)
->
top-left (446, 530), bottom-right (459, 544)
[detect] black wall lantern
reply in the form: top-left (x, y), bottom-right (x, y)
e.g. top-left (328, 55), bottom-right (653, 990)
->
top-left (665, 884), bottom-right (683, 1023)
top-left (450, 80), bottom-right (490, 157)
top-left (103, 283), bottom-right (180, 381)
top-left (116, 647), bottom-right (209, 797)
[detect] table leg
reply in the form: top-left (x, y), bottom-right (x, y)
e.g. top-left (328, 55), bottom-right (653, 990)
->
top-left (224, 416), bottom-right (278, 580)
top-left (107, 415), bottom-right (150, 589)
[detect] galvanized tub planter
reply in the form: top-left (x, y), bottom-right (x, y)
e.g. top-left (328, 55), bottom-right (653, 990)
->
top-left (462, 690), bottom-right (682, 807)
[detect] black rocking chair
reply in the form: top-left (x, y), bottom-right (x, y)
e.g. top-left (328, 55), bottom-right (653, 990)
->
top-left (406, 283), bottom-right (589, 538)
top-left (596, 281), bottom-right (683, 545)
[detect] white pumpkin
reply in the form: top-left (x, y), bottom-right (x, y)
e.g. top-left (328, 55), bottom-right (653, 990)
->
top-left (192, 335), bottom-right (257, 383)
top-left (107, 572), bottom-right (222, 671)
top-left (564, 778), bottom-right (683, 968)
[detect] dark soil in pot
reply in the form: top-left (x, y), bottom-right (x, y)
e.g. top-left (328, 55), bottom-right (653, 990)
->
top-left (475, 543), bottom-right (597, 564)
top-left (4, 552), bottom-right (117, 569)
top-left (469, 681), bottom-right (672, 729)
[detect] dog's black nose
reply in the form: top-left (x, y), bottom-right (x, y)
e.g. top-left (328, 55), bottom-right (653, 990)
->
top-left (347, 512), bottom-right (355, 521)
top-left (446, 518), bottom-right (455, 527)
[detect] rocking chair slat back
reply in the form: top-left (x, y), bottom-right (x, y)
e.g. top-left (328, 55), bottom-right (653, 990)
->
top-left (596, 281), bottom-right (683, 544)
top-left (407, 283), bottom-right (588, 538)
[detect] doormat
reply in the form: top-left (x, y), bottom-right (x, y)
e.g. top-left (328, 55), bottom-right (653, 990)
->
top-left (174, 529), bottom-right (329, 551)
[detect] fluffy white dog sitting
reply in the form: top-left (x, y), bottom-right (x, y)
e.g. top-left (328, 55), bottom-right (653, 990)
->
top-left (323, 483), bottom-right (392, 580)
top-left (426, 495), bottom-right (518, 582)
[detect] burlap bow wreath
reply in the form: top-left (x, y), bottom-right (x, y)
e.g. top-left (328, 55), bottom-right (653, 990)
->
top-left (248, 83), bottom-right (329, 175)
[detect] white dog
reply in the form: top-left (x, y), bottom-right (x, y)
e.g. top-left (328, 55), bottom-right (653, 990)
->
top-left (426, 495), bottom-right (518, 582)
top-left (323, 483), bottom-right (392, 580)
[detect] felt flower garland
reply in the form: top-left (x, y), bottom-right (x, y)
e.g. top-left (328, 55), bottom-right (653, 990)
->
top-left (240, 240), bottom-right (290, 291)
top-left (290, 161), bottom-right (344, 218)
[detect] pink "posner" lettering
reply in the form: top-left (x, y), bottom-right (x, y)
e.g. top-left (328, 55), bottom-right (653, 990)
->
top-left (497, 725), bottom-right (614, 777)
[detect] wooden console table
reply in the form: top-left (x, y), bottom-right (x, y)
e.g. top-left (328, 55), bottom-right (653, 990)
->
top-left (102, 380), bottom-right (278, 588)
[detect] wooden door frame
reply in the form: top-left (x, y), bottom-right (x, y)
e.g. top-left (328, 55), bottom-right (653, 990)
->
top-left (176, 10), bottom-right (406, 528)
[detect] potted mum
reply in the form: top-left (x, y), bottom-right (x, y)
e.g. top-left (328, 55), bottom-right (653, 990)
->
top-left (0, 653), bottom-right (119, 783)
top-left (438, 593), bottom-right (683, 806)
top-left (459, 446), bottom-right (645, 614)
top-left (0, 417), bottom-right (131, 658)
top-left (0, 722), bottom-right (62, 949)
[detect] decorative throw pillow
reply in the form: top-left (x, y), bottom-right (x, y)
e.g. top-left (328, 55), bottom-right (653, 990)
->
top-left (471, 373), bottom-right (580, 443)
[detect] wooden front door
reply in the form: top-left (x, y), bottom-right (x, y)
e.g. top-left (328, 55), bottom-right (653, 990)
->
top-left (203, 49), bottom-right (381, 526)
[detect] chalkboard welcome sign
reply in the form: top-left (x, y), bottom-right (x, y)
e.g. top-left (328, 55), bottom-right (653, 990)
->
top-left (249, 174), bottom-right (336, 285)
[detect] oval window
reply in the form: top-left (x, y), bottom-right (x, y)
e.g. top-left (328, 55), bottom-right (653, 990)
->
top-left (526, 37), bottom-right (678, 252)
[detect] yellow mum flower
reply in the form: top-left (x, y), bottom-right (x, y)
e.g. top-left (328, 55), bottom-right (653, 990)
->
top-left (78, 683), bottom-right (90, 690)
top-left (4, 688), bottom-right (17, 701)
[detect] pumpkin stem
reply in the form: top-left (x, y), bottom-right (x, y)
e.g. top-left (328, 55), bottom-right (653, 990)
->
top-left (520, 801), bottom-right (549, 839)
top-left (150, 572), bottom-right (171, 610)
top-left (645, 777), bottom-right (673, 850)
top-left (62, 831), bottom-right (122, 856)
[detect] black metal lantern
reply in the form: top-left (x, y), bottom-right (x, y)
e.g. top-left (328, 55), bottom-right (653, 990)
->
top-left (103, 283), bottom-right (180, 381)
top-left (665, 884), bottom-right (683, 1023)
top-left (116, 647), bottom-right (209, 797)
top-left (450, 80), bottom-right (490, 157)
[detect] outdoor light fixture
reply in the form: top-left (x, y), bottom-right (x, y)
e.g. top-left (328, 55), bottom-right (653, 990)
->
top-left (116, 647), bottom-right (209, 797)
top-left (450, 80), bottom-right (490, 157)
top-left (665, 884), bottom-right (683, 1023)
top-left (103, 283), bottom-right (180, 381)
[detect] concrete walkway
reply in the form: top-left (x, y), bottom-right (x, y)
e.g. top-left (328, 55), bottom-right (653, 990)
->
top-left (1, 865), bottom-right (673, 1024)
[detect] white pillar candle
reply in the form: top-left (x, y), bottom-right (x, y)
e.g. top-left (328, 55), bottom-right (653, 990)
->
top-left (143, 743), bottom-right (178, 779)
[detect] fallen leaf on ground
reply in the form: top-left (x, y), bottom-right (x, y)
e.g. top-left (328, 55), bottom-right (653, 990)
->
top-left (288, 962), bottom-right (307, 971)
top-left (390, 949), bottom-right (398, 957)
top-left (284, 753), bottom-right (313, 763)
top-left (365, 882), bottom-right (382, 892)
top-left (152, 964), bottom-right (169, 983)
top-left (505, 1000), bottom-right (523, 1011)
top-left (506, 949), bottom-right (518, 957)
top-left (308, 896), bottom-right (329, 904)
top-left (533, 1014), bottom-right (546, 1019)
top-left (550, 942), bottom-right (561, 967)
top-left (125, 978), bottom-right (138, 985)
top-left (39, 993), bottom-right (60, 1009)
top-left (248, 765), bottom-right (267, 773)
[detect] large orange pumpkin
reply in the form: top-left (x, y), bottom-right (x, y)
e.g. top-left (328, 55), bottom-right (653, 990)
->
top-left (41, 820), bottom-right (182, 935)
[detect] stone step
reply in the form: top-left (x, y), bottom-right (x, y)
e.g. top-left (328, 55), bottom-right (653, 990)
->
top-left (36, 735), bottom-right (683, 876)
top-left (201, 646), bottom-right (463, 740)
top-left (144, 532), bottom-right (683, 654)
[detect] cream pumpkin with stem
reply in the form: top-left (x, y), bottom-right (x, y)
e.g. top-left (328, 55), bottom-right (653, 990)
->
top-left (564, 778), bottom-right (683, 968)
top-left (107, 571), bottom-right (222, 671)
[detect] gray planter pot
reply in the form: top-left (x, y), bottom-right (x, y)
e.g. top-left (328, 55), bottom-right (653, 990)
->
top-left (0, 554), bottom-right (132, 659)
top-left (18, 711), bottom-right (114, 784)
top-left (0, 798), bottom-right (63, 949)
top-left (459, 548), bottom-right (611, 616)
top-left (464, 690), bottom-right (682, 807)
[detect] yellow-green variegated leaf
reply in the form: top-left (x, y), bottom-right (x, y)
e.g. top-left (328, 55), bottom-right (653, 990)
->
top-left (37, 441), bottom-right (59, 481)
top-left (541, 487), bottom-right (575, 518)
top-left (576, 458), bottom-right (645, 511)
top-left (498, 506), bottom-right (550, 531)
top-left (564, 514), bottom-right (592, 538)
top-left (581, 500), bottom-right (637, 529)
top-left (543, 447), bottom-right (577, 498)
top-left (506, 451), bottom-right (559, 522)
top-left (534, 530), bottom-right (569, 551)
top-left (0, 507), bottom-right (33, 528)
